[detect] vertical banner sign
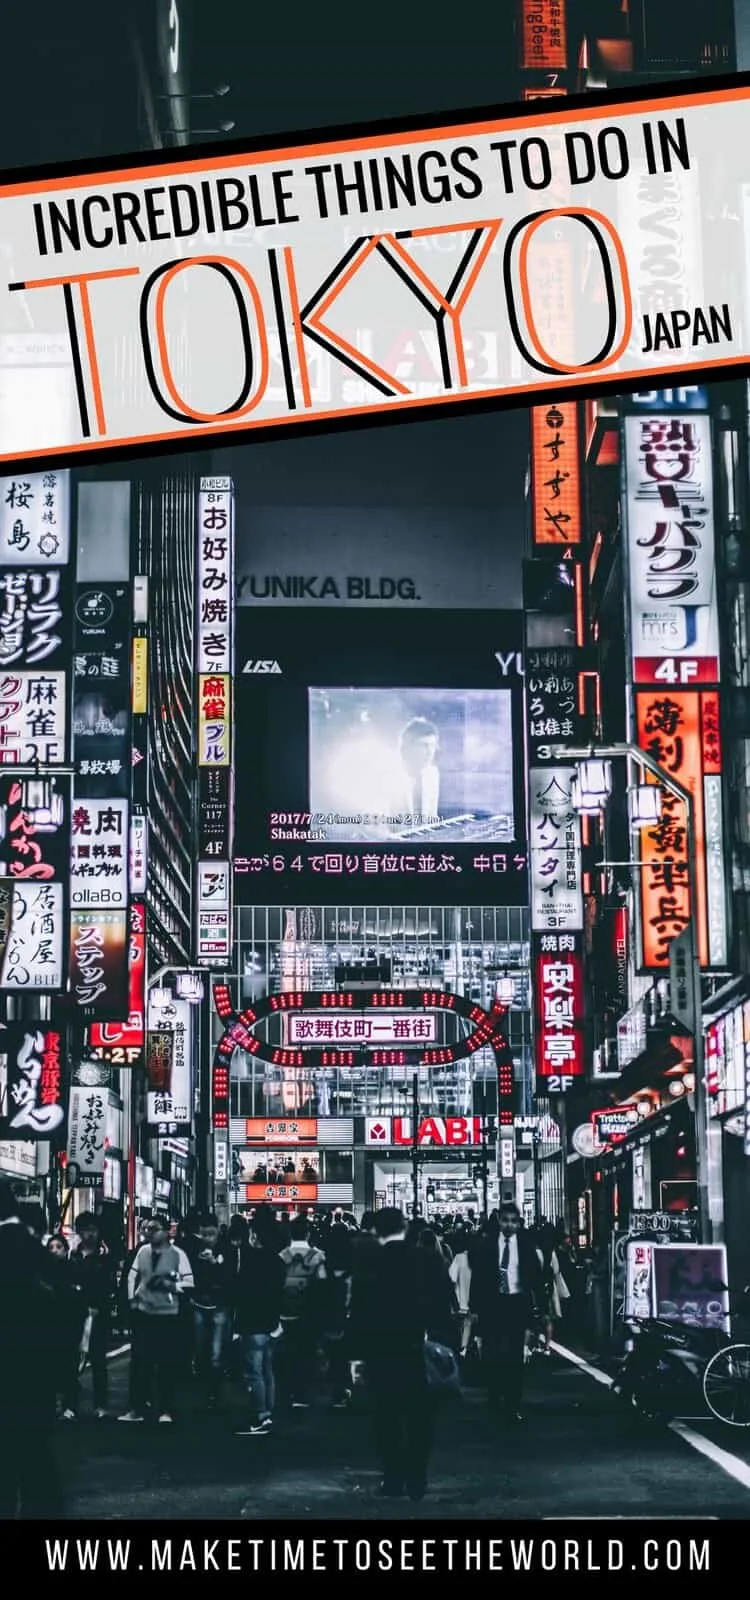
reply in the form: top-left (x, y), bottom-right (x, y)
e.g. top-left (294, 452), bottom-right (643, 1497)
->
top-left (71, 580), bottom-right (130, 1019)
top-left (66, 1083), bottom-right (107, 1182)
top-left (146, 994), bottom-right (192, 1131)
top-left (0, 470), bottom-right (73, 994)
top-left (624, 413), bottom-right (720, 687)
top-left (635, 690), bottom-right (727, 971)
top-left (88, 898), bottom-right (146, 1062)
top-left (519, 0), bottom-right (567, 71)
top-left (530, 404), bottom-right (582, 548)
top-left (0, 1021), bottom-right (65, 1138)
top-left (623, 397), bottom-right (726, 973)
top-left (196, 478), bottom-right (234, 964)
top-left (527, 761), bottom-right (585, 1091)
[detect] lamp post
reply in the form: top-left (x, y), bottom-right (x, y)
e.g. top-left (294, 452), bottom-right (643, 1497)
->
top-left (549, 740), bottom-right (711, 1243)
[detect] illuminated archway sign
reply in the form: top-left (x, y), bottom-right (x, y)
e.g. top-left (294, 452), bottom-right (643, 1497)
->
top-left (211, 984), bottom-right (516, 1129)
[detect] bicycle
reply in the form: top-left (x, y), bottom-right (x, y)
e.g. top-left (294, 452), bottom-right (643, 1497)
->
top-left (618, 1287), bottom-right (750, 1428)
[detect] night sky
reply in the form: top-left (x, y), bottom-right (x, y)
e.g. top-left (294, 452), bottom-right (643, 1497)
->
top-left (0, 2), bottom-right (529, 594)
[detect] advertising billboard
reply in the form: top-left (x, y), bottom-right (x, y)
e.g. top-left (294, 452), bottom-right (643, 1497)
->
top-left (624, 412), bottom-right (720, 687)
top-left (234, 608), bottom-right (527, 902)
top-left (530, 402), bottom-right (581, 548)
top-left (534, 934), bottom-right (585, 1091)
top-left (519, 0), bottom-right (567, 71)
top-left (635, 689), bottom-right (727, 970)
top-left (196, 477), bottom-right (234, 964)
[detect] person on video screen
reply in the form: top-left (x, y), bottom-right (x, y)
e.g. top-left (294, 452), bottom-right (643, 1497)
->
top-left (395, 717), bottom-right (440, 825)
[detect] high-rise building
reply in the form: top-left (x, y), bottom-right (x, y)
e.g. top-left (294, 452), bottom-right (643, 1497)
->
top-left (517, 2), bottom-right (750, 1303)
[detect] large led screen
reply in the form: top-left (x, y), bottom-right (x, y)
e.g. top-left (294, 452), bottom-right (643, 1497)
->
top-left (308, 687), bottom-right (514, 843)
top-left (234, 608), bottom-right (527, 904)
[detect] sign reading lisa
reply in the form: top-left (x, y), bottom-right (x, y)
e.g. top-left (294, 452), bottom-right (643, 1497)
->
top-left (3, 84), bottom-right (750, 463)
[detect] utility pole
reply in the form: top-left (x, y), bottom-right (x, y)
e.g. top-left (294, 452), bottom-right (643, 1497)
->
top-left (411, 1071), bottom-right (420, 1219)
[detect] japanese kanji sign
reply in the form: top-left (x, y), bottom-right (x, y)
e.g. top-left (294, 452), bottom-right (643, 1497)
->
top-left (535, 933), bottom-right (585, 1082)
top-left (0, 883), bottom-right (63, 990)
top-left (0, 1022), bottom-right (64, 1136)
top-left (0, 670), bottom-right (66, 763)
top-left (0, 473), bottom-right (70, 562)
top-left (70, 796), bottom-right (128, 908)
top-left (3, 85), bottom-right (750, 463)
top-left (624, 411), bottom-right (720, 686)
top-left (519, 0), bottom-right (567, 71)
top-left (530, 403), bottom-right (582, 547)
top-left (529, 764), bottom-right (583, 932)
top-left (197, 482), bottom-right (233, 675)
top-left (635, 689), bottom-right (727, 970)
top-left (289, 1012), bottom-right (437, 1045)
top-left (198, 673), bottom-right (230, 767)
top-left (67, 1084), bottom-right (107, 1177)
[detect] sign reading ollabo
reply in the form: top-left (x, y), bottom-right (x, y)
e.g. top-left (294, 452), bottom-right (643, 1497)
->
top-left (365, 1115), bottom-right (486, 1147)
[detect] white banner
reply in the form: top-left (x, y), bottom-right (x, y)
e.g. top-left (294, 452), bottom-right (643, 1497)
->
top-left (196, 483), bottom-right (233, 675)
top-left (146, 994), bottom-right (192, 1126)
top-left (291, 1012), bottom-right (437, 1044)
top-left (67, 1083), bottom-right (108, 1179)
top-left (0, 669), bottom-right (66, 763)
top-left (529, 765), bottom-right (583, 933)
top-left (0, 471), bottom-right (70, 562)
top-left (3, 86), bottom-right (750, 462)
top-left (0, 883), bottom-right (64, 989)
top-left (70, 796), bottom-right (129, 908)
top-left (624, 411), bottom-right (719, 686)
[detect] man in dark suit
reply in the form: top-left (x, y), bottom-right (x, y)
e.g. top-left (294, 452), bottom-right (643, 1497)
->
top-left (349, 1207), bottom-right (437, 1501)
top-left (469, 1204), bottom-right (543, 1422)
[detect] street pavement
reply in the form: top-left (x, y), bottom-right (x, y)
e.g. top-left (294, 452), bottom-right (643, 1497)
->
top-left (56, 1338), bottom-right (750, 1521)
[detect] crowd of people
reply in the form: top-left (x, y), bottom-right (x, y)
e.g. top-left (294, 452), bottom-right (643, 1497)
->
top-left (0, 1174), bottom-right (593, 1517)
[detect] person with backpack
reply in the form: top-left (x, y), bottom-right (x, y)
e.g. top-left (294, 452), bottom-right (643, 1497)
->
top-left (278, 1214), bottom-right (326, 1408)
top-left (119, 1218), bottom-right (194, 1423)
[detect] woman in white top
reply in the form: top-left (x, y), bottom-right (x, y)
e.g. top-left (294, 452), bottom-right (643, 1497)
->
top-left (448, 1243), bottom-right (474, 1356)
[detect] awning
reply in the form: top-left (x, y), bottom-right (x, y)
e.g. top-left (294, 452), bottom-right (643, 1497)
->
top-left (615, 1033), bottom-right (687, 1100)
top-left (595, 1094), bottom-right (692, 1170)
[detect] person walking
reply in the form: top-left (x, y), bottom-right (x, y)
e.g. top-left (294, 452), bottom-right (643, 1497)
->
top-left (234, 1209), bottom-right (286, 1435)
top-left (68, 1211), bottom-right (116, 1418)
top-left (349, 1206), bottom-right (435, 1503)
top-left (45, 1233), bottom-right (86, 1420)
top-left (0, 1178), bottom-right (62, 1516)
top-left (189, 1213), bottom-right (235, 1407)
top-left (119, 1218), bottom-right (193, 1424)
top-left (278, 1214), bottom-right (327, 1408)
top-left (469, 1204), bottom-right (544, 1423)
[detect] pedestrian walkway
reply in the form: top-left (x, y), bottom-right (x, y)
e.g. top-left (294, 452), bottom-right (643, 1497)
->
top-left (61, 1344), bottom-right (750, 1520)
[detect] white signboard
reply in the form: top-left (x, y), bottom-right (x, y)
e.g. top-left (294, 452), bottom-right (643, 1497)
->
top-left (0, 1138), bottom-right (37, 1179)
top-left (67, 1084), bottom-right (108, 1179)
top-left (197, 859), bottom-right (231, 963)
top-left (0, 471), bottom-right (70, 563)
top-left (196, 484), bottom-right (233, 675)
top-left (529, 766), bottom-right (583, 933)
top-left (624, 412), bottom-right (719, 685)
top-left (0, 670), bottom-right (66, 763)
top-left (2, 87), bottom-right (750, 461)
top-left (290, 1012), bottom-right (437, 1044)
top-left (146, 994), bottom-right (192, 1126)
top-left (70, 796), bottom-right (128, 908)
top-left (197, 907), bottom-right (231, 963)
top-left (0, 882), bottom-right (64, 989)
top-left (129, 812), bottom-right (147, 896)
top-left (198, 860), bottom-right (230, 907)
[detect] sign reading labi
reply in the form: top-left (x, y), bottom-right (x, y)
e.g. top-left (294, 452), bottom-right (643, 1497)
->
top-left (2, 83), bottom-right (750, 463)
